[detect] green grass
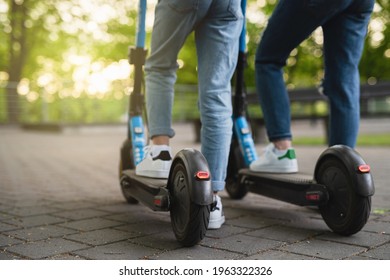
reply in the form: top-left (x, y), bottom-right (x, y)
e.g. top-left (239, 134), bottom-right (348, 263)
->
top-left (294, 133), bottom-right (390, 146)
top-left (373, 208), bottom-right (390, 215)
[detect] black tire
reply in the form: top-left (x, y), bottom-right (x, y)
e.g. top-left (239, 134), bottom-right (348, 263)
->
top-left (169, 159), bottom-right (210, 247)
top-left (317, 157), bottom-right (371, 236)
top-left (225, 139), bottom-right (248, 199)
top-left (119, 139), bottom-right (138, 204)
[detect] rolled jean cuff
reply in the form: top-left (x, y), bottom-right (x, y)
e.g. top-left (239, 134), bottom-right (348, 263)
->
top-left (268, 134), bottom-right (292, 142)
top-left (149, 127), bottom-right (176, 139)
top-left (212, 181), bottom-right (225, 193)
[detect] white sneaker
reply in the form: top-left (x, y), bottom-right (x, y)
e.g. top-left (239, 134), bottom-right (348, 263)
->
top-left (135, 145), bottom-right (173, 179)
top-left (249, 143), bottom-right (298, 173)
top-left (208, 195), bottom-right (225, 229)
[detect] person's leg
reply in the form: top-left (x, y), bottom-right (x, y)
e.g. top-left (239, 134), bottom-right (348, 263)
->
top-left (252, 0), bottom-right (323, 172)
top-left (145, 0), bottom-right (200, 140)
top-left (322, 0), bottom-right (374, 147)
top-left (195, 0), bottom-right (243, 228)
top-left (137, 0), bottom-right (200, 178)
top-left (250, 0), bottom-right (355, 172)
top-left (195, 0), bottom-right (242, 193)
top-left (254, 0), bottom-right (319, 144)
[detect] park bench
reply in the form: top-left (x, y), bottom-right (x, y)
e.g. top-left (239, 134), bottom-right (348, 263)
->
top-left (191, 81), bottom-right (390, 144)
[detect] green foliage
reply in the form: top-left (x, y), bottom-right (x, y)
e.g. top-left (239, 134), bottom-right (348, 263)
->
top-left (0, 0), bottom-right (389, 124)
top-left (294, 133), bottom-right (390, 146)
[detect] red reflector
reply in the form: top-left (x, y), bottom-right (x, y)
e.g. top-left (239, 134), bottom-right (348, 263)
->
top-left (358, 164), bottom-right (370, 173)
top-left (306, 193), bottom-right (320, 201)
top-left (154, 199), bottom-right (161, 206)
top-left (195, 171), bottom-right (210, 180)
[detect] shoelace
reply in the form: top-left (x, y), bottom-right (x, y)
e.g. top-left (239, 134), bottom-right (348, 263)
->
top-left (142, 145), bottom-right (152, 158)
top-left (210, 200), bottom-right (220, 212)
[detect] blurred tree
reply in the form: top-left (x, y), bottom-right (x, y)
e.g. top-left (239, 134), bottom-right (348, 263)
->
top-left (0, 0), bottom-right (389, 124)
top-left (240, 0), bottom-right (390, 89)
top-left (1, 0), bottom-right (63, 123)
top-left (0, 0), bottom-right (136, 124)
top-left (360, 0), bottom-right (390, 83)
top-left (4, 0), bottom-right (28, 123)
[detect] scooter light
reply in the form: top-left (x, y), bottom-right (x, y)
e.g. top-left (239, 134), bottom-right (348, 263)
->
top-left (306, 193), bottom-right (320, 201)
top-left (154, 198), bottom-right (162, 206)
top-left (358, 164), bottom-right (370, 173)
top-left (195, 171), bottom-right (210, 180)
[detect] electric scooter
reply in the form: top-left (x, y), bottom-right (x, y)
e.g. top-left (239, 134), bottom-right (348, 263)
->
top-left (226, 0), bottom-right (375, 236)
top-left (119, 0), bottom-right (213, 247)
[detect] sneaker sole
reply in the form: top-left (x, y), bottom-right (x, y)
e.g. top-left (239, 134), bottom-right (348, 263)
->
top-left (208, 215), bottom-right (225, 230)
top-left (249, 166), bottom-right (298, 173)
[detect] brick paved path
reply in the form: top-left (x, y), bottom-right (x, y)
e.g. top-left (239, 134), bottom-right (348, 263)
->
top-left (0, 125), bottom-right (389, 260)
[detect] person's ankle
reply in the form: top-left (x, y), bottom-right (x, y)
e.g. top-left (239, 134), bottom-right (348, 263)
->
top-left (272, 139), bottom-right (292, 151)
top-left (151, 135), bottom-right (170, 146)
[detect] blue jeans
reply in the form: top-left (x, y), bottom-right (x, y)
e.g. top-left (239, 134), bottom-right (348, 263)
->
top-left (255, 0), bottom-right (374, 147)
top-left (145, 0), bottom-right (243, 192)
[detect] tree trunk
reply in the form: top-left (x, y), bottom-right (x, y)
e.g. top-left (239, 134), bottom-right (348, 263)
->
top-left (6, 0), bottom-right (28, 124)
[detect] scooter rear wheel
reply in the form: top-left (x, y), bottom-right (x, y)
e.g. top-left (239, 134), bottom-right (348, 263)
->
top-left (169, 152), bottom-right (211, 247)
top-left (316, 157), bottom-right (371, 236)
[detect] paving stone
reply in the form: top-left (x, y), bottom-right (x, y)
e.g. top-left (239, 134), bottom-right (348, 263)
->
top-left (6, 238), bottom-right (90, 259)
top-left (345, 254), bottom-right (378, 260)
top-left (105, 210), bottom-right (171, 224)
top-left (0, 211), bottom-right (13, 221)
top-left (4, 205), bottom-right (60, 217)
top-left (66, 228), bottom-right (131, 246)
top-left (114, 220), bottom-right (172, 235)
top-left (317, 230), bottom-right (390, 248)
top-left (5, 214), bottom-right (66, 228)
top-left (0, 249), bottom-right (22, 260)
top-left (51, 209), bottom-right (111, 220)
top-left (378, 215), bottom-right (390, 223)
top-left (201, 234), bottom-right (284, 256)
top-left (7, 225), bottom-right (77, 242)
top-left (58, 217), bottom-right (123, 231)
top-left (0, 221), bottom-right (20, 232)
top-left (244, 224), bottom-right (319, 242)
top-left (74, 240), bottom-right (162, 260)
top-left (226, 215), bottom-right (276, 229)
top-left (128, 231), bottom-right (183, 251)
top-left (205, 224), bottom-right (251, 239)
top-left (0, 203), bottom-right (13, 212)
top-left (95, 202), bottom-right (137, 213)
top-left (48, 201), bottom-right (99, 211)
top-left (7, 199), bottom-right (49, 208)
top-left (281, 216), bottom-right (330, 232)
top-left (46, 253), bottom-right (88, 260)
top-left (151, 244), bottom-right (242, 260)
top-left (247, 205), bottom-right (319, 223)
top-left (1, 127), bottom-right (389, 260)
top-left (104, 212), bottom-right (149, 224)
top-left (360, 242), bottom-right (390, 259)
top-left (0, 234), bottom-right (23, 247)
top-left (281, 239), bottom-right (367, 259)
top-left (223, 206), bottom-right (258, 220)
top-left (363, 220), bottom-right (390, 234)
top-left (244, 249), bottom-right (317, 260)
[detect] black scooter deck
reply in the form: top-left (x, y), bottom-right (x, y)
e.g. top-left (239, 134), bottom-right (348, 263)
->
top-left (240, 169), bottom-right (313, 185)
top-left (122, 169), bottom-right (167, 188)
top-left (239, 169), bottom-right (328, 206)
top-left (121, 169), bottom-right (170, 210)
